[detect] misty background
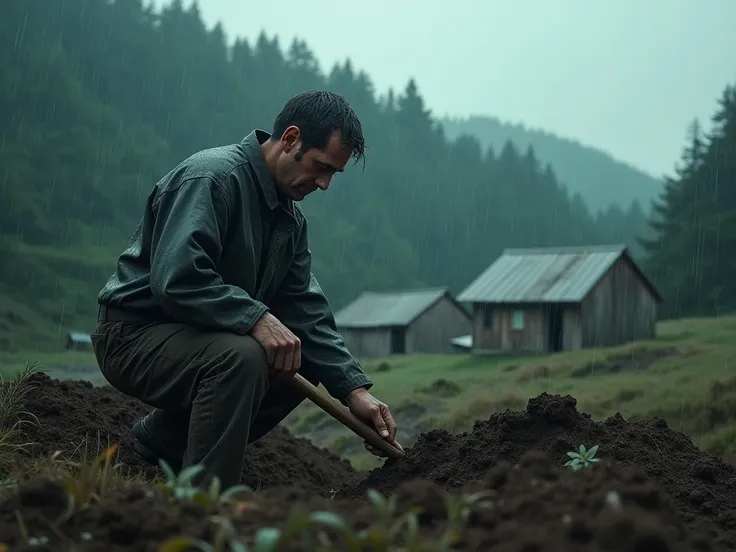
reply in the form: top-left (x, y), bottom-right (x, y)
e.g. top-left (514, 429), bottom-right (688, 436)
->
top-left (1, 0), bottom-right (735, 350)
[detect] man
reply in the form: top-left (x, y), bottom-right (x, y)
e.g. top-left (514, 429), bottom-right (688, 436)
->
top-left (91, 90), bottom-right (402, 489)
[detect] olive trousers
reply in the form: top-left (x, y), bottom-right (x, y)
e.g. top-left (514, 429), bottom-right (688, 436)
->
top-left (91, 307), bottom-right (317, 489)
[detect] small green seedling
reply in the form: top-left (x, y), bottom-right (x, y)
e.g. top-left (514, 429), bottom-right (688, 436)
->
top-left (564, 444), bottom-right (600, 471)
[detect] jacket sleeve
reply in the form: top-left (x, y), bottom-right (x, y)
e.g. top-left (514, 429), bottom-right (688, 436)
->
top-left (270, 217), bottom-right (373, 401)
top-left (149, 177), bottom-right (268, 334)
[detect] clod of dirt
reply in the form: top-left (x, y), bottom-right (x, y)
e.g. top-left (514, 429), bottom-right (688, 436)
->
top-left (15, 373), bottom-right (361, 494)
top-left (350, 392), bottom-right (736, 549)
top-left (0, 450), bottom-right (728, 551)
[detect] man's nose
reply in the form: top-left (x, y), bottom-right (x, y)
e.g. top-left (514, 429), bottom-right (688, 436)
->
top-left (316, 176), bottom-right (331, 191)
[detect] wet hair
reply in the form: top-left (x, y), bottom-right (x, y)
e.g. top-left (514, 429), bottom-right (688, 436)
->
top-left (271, 90), bottom-right (366, 168)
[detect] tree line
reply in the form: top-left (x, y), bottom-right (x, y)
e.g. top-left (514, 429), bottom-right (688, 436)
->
top-left (641, 83), bottom-right (736, 318)
top-left (4, 0), bottom-right (719, 340)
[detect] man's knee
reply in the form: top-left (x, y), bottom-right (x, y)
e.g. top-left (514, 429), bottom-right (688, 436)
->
top-left (228, 335), bottom-right (267, 364)
top-left (213, 334), bottom-right (269, 381)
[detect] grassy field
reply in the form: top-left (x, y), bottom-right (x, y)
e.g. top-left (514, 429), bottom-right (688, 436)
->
top-left (2, 314), bottom-right (736, 471)
top-left (283, 315), bottom-right (736, 469)
top-left (0, 234), bottom-right (116, 353)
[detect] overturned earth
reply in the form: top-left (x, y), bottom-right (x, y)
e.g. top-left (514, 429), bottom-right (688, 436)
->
top-left (0, 372), bottom-right (734, 551)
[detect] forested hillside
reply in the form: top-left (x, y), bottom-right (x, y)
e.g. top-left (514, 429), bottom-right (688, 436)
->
top-left (1, 0), bottom-right (653, 350)
top-left (442, 115), bottom-right (662, 212)
top-left (641, 85), bottom-right (736, 319)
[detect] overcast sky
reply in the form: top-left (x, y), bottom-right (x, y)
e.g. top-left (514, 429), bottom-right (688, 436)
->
top-left (158, 0), bottom-right (736, 177)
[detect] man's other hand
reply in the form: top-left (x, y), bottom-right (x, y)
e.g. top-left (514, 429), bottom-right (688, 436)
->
top-left (345, 388), bottom-right (404, 457)
top-left (249, 312), bottom-right (301, 378)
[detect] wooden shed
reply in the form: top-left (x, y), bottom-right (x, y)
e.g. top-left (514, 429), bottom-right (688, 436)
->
top-left (456, 245), bottom-right (663, 355)
top-left (334, 288), bottom-right (471, 357)
top-left (66, 331), bottom-right (92, 351)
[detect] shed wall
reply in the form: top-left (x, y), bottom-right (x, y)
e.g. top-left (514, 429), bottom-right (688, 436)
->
top-left (406, 296), bottom-right (471, 354)
top-left (580, 257), bottom-right (658, 347)
top-left (339, 327), bottom-right (392, 358)
top-left (471, 304), bottom-right (547, 354)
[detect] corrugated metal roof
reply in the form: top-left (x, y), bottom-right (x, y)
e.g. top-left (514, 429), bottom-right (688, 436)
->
top-left (457, 244), bottom-right (640, 304)
top-left (334, 288), bottom-right (449, 328)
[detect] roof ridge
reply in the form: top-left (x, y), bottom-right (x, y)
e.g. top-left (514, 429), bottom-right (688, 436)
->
top-left (335, 287), bottom-right (452, 328)
top-left (502, 244), bottom-right (627, 256)
top-left (362, 286), bottom-right (448, 296)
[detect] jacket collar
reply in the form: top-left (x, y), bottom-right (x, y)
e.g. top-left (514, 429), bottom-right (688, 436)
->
top-left (241, 129), bottom-right (283, 211)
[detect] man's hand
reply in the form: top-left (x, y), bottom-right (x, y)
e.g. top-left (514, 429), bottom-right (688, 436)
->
top-left (249, 312), bottom-right (301, 378)
top-left (345, 387), bottom-right (404, 457)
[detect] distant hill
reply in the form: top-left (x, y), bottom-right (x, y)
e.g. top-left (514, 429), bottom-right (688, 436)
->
top-left (441, 115), bottom-right (663, 213)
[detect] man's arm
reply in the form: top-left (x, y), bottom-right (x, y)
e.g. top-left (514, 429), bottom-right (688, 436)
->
top-left (270, 217), bottom-right (372, 402)
top-left (149, 177), bottom-right (268, 334)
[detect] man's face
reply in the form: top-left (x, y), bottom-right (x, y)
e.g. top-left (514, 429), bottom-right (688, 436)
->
top-left (274, 126), bottom-right (351, 201)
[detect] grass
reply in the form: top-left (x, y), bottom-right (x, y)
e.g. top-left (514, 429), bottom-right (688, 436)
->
top-left (283, 315), bottom-right (736, 469)
top-left (0, 234), bottom-right (117, 353)
top-left (0, 362), bottom-right (40, 477)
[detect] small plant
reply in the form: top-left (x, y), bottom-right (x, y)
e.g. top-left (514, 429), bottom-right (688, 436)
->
top-left (156, 460), bottom-right (252, 511)
top-left (564, 444), bottom-right (600, 471)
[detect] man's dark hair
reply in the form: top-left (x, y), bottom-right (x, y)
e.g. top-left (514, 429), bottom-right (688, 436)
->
top-left (271, 90), bottom-right (366, 167)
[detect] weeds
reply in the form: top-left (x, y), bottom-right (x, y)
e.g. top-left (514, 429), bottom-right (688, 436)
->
top-left (54, 444), bottom-right (120, 521)
top-left (159, 516), bottom-right (249, 552)
top-left (0, 362), bottom-right (41, 478)
top-left (157, 481), bottom-right (498, 552)
top-left (156, 459), bottom-right (252, 513)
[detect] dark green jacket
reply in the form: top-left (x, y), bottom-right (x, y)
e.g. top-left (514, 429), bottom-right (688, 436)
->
top-left (98, 130), bottom-right (372, 400)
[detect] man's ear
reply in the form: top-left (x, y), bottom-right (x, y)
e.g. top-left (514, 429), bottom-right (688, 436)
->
top-left (280, 125), bottom-right (301, 153)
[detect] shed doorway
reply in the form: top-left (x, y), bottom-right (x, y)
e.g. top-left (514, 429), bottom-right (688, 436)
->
top-left (390, 327), bottom-right (406, 354)
top-left (547, 305), bottom-right (564, 353)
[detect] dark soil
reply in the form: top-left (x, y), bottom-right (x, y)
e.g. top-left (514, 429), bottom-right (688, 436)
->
top-left (351, 392), bottom-right (736, 549)
top-left (1, 375), bottom-right (735, 550)
top-left (0, 451), bottom-right (727, 551)
top-left (14, 373), bottom-right (360, 493)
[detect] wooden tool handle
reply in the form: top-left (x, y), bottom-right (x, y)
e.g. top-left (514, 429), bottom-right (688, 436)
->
top-left (290, 373), bottom-right (405, 460)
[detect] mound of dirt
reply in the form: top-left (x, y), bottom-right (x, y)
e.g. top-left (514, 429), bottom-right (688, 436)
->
top-left (16, 373), bottom-right (360, 494)
top-left (351, 392), bottom-right (736, 548)
top-left (4, 375), bottom-right (736, 549)
top-left (0, 450), bottom-right (727, 551)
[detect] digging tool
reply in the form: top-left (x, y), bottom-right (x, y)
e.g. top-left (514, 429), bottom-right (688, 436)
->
top-left (290, 373), bottom-right (406, 460)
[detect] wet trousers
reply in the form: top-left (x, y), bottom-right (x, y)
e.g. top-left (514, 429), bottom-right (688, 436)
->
top-left (91, 307), bottom-right (317, 489)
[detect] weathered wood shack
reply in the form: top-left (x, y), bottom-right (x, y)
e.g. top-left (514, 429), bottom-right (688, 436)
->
top-left (456, 245), bottom-right (663, 355)
top-left (334, 288), bottom-right (471, 357)
top-left (66, 331), bottom-right (92, 351)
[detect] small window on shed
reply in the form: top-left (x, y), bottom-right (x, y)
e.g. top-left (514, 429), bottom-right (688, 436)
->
top-left (511, 310), bottom-right (525, 330)
top-left (483, 307), bottom-right (493, 328)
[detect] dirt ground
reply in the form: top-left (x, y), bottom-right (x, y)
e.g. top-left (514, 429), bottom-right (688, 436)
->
top-left (0, 373), bottom-right (734, 551)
